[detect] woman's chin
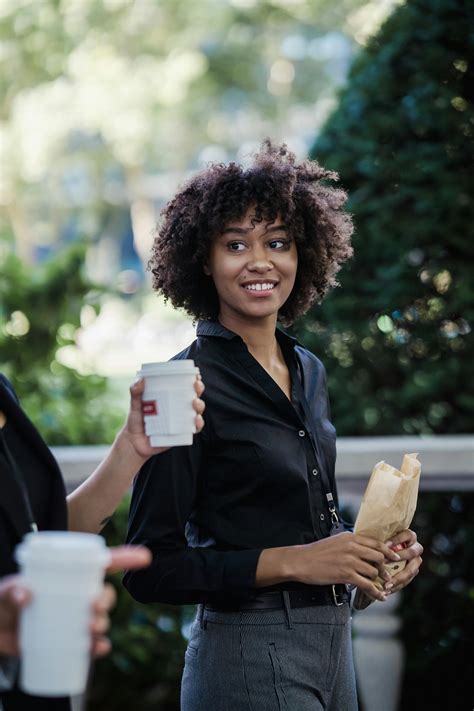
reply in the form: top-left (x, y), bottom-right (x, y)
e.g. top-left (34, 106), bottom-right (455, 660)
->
top-left (238, 304), bottom-right (281, 321)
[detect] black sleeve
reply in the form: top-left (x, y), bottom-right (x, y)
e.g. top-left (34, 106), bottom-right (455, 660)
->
top-left (123, 435), bottom-right (262, 605)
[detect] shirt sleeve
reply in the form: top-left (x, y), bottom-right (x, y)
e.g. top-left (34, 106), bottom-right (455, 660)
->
top-left (123, 436), bottom-right (263, 605)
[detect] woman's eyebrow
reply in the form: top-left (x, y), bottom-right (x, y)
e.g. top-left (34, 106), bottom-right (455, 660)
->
top-left (266, 225), bottom-right (288, 233)
top-left (221, 224), bottom-right (288, 235)
top-left (221, 227), bottom-right (249, 235)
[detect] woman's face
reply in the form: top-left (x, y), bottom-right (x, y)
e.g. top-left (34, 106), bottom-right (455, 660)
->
top-left (204, 207), bottom-right (298, 324)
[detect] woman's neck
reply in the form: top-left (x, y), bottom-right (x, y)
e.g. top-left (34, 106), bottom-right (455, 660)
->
top-left (217, 312), bottom-right (280, 369)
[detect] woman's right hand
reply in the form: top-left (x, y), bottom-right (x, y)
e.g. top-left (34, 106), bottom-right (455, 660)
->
top-left (290, 532), bottom-right (402, 602)
top-left (119, 376), bottom-right (206, 461)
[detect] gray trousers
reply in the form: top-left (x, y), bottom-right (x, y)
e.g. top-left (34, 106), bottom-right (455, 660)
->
top-left (181, 600), bottom-right (358, 711)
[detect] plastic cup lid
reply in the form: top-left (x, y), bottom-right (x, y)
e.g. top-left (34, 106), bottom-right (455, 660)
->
top-left (137, 360), bottom-right (199, 377)
top-left (15, 531), bottom-right (111, 567)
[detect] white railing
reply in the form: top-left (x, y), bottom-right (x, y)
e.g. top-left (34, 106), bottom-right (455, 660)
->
top-left (54, 435), bottom-right (474, 495)
top-left (53, 435), bottom-right (474, 711)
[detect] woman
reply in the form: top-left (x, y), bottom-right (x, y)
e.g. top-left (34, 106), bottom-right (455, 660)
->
top-left (0, 374), bottom-right (205, 710)
top-left (124, 141), bottom-right (423, 711)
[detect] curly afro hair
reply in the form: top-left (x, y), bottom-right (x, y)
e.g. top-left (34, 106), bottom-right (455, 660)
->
top-left (149, 140), bottom-right (353, 326)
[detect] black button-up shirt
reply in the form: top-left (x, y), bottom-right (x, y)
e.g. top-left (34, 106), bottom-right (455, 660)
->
top-left (124, 320), bottom-right (339, 605)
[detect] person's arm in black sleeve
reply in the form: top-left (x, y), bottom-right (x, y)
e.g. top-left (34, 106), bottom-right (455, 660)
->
top-left (123, 436), bottom-right (263, 605)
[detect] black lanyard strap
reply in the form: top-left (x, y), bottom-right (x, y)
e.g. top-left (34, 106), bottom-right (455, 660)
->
top-left (0, 426), bottom-right (38, 533)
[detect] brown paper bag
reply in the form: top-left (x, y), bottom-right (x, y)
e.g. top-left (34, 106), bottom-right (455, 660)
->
top-left (353, 453), bottom-right (421, 610)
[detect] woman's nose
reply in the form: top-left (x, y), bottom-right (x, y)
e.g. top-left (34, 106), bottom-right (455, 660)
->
top-left (247, 248), bottom-right (272, 272)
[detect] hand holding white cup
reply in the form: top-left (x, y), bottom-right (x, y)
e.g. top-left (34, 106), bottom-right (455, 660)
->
top-left (0, 546), bottom-right (151, 659)
top-left (14, 533), bottom-right (151, 697)
top-left (119, 366), bottom-right (205, 460)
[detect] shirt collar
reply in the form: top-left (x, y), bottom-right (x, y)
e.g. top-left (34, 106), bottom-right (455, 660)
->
top-left (196, 319), bottom-right (299, 349)
top-left (196, 320), bottom-right (240, 340)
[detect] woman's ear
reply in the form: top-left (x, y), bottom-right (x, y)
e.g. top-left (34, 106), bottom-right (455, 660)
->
top-left (203, 263), bottom-right (211, 276)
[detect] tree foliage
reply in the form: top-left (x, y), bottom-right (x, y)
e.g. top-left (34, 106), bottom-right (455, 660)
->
top-left (297, 2), bottom-right (474, 709)
top-left (300, 0), bottom-right (473, 436)
top-left (398, 492), bottom-right (474, 709)
top-left (0, 245), bottom-right (122, 444)
top-left (0, 0), bottom-right (381, 263)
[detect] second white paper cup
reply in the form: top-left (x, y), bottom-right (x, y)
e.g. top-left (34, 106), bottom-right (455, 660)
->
top-left (138, 360), bottom-right (199, 447)
top-left (16, 531), bottom-right (110, 697)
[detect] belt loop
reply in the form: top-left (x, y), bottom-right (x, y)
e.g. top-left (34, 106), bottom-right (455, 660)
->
top-left (282, 591), bottom-right (293, 629)
top-left (198, 603), bottom-right (207, 630)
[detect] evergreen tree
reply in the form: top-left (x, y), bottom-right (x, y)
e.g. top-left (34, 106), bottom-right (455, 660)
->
top-left (0, 246), bottom-right (121, 445)
top-left (301, 2), bottom-right (474, 708)
top-left (301, 0), bottom-right (473, 436)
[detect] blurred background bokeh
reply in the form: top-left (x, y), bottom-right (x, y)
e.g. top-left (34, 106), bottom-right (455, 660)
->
top-left (0, 0), bottom-right (472, 709)
top-left (0, 0), bottom-right (405, 441)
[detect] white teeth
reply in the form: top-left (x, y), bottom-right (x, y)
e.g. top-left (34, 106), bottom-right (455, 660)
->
top-left (244, 283), bottom-right (275, 291)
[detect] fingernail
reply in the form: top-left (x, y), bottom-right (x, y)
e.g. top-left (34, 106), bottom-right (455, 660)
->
top-left (392, 552), bottom-right (401, 560)
top-left (386, 541), bottom-right (393, 547)
top-left (385, 583), bottom-right (394, 590)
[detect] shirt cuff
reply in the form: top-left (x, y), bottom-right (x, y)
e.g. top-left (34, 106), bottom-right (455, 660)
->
top-left (223, 548), bottom-right (263, 590)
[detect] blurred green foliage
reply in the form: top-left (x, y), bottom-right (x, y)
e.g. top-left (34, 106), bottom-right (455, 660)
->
top-left (0, 245), bottom-right (122, 444)
top-left (399, 492), bottom-right (474, 709)
top-left (298, 1), bottom-right (473, 709)
top-left (301, 0), bottom-right (473, 437)
top-left (0, 0), bottom-right (371, 268)
top-left (88, 496), bottom-right (194, 711)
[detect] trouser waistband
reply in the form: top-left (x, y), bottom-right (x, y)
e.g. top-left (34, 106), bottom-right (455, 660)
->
top-left (204, 585), bottom-right (349, 612)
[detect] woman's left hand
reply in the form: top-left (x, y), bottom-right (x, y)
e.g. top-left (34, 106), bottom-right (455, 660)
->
top-left (0, 546), bottom-right (152, 658)
top-left (382, 529), bottom-right (423, 595)
top-left (121, 376), bottom-right (205, 459)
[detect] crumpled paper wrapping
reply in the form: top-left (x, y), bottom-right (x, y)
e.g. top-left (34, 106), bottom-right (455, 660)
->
top-left (353, 453), bottom-right (421, 610)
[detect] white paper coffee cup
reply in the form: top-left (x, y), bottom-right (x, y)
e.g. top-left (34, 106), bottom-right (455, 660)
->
top-left (15, 531), bottom-right (110, 697)
top-left (137, 360), bottom-right (200, 447)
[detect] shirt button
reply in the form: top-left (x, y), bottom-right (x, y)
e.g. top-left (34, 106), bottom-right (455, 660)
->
top-left (298, 430), bottom-right (306, 437)
top-left (312, 469), bottom-right (318, 476)
top-left (320, 513), bottom-right (325, 521)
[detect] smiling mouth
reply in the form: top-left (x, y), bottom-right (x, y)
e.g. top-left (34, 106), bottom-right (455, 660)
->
top-left (241, 282), bottom-right (277, 292)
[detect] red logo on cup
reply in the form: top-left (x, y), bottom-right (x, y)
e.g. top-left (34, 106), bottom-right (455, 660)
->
top-left (142, 400), bottom-right (158, 416)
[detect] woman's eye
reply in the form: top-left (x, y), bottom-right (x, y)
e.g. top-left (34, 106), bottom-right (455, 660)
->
top-left (269, 239), bottom-right (289, 249)
top-left (228, 242), bottom-right (246, 252)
